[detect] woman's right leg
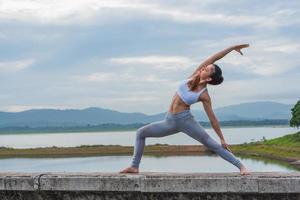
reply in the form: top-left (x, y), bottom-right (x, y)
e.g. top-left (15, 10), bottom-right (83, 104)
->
top-left (130, 118), bottom-right (179, 168)
top-left (177, 115), bottom-right (243, 170)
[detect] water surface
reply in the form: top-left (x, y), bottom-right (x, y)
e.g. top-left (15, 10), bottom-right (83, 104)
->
top-left (0, 154), bottom-right (298, 173)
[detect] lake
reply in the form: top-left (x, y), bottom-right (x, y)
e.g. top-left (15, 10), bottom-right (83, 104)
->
top-left (0, 126), bottom-right (297, 148)
top-left (0, 154), bottom-right (298, 173)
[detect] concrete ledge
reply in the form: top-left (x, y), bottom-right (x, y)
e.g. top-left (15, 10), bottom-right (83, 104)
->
top-left (0, 172), bottom-right (299, 194)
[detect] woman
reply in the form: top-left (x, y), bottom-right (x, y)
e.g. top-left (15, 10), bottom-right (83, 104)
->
top-left (119, 44), bottom-right (251, 175)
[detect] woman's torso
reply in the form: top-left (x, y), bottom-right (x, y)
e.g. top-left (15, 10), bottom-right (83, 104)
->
top-left (168, 78), bottom-right (207, 114)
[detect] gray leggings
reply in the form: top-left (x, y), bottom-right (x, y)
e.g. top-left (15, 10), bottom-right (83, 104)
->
top-left (130, 109), bottom-right (242, 170)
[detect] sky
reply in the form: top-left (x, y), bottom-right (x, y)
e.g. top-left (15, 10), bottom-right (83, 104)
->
top-left (0, 0), bottom-right (299, 114)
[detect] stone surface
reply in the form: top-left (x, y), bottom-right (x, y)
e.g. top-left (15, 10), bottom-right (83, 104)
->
top-left (0, 172), bottom-right (299, 199)
top-left (39, 173), bottom-right (141, 191)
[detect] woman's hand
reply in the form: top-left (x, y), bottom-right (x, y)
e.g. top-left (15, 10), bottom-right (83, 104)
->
top-left (220, 139), bottom-right (232, 152)
top-left (232, 44), bottom-right (249, 55)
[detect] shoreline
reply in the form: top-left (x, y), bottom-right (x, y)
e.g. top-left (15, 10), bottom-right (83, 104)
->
top-left (0, 144), bottom-right (212, 158)
top-left (0, 144), bottom-right (299, 170)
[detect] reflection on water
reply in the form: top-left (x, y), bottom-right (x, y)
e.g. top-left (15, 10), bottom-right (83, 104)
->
top-left (0, 154), bottom-right (298, 173)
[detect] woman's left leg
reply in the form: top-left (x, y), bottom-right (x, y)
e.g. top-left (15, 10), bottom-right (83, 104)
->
top-left (178, 115), bottom-right (242, 170)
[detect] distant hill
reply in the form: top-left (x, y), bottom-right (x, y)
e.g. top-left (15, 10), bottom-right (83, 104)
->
top-left (213, 101), bottom-right (293, 121)
top-left (179, 101), bottom-right (292, 122)
top-left (0, 101), bottom-right (293, 128)
top-left (0, 107), bottom-right (157, 127)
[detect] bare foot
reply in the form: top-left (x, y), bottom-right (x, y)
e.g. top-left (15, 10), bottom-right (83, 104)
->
top-left (119, 166), bottom-right (139, 174)
top-left (240, 165), bottom-right (250, 176)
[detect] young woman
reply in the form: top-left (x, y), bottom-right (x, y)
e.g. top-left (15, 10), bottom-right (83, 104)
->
top-left (119, 44), bottom-right (251, 175)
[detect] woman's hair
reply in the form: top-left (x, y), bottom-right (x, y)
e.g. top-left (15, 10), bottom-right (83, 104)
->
top-left (208, 64), bottom-right (224, 85)
top-left (187, 63), bottom-right (224, 91)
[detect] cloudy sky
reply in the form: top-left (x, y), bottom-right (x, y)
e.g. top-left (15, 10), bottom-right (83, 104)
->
top-left (0, 0), bottom-right (299, 114)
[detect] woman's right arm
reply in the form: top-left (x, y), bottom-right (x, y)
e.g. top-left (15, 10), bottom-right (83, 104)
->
top-left (190, 44), bottom-right (249, 77)
top-left (201, 91), bottom-right (232, 152)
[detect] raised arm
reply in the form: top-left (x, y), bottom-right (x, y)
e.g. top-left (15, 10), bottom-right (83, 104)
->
top-left (201, 92), bottom-right (232, 152)
top-left (189, 44), bottom-right (249, 77)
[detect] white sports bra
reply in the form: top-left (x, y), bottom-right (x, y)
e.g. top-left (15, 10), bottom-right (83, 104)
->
top-left (176, 79), bottom-right (207, 105)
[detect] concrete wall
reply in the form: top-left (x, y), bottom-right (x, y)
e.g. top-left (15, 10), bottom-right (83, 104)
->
top-left (0, 172), bottom-right (299, 200)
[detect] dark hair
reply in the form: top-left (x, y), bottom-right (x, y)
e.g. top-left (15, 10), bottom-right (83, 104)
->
top-left (208, 64), bottom-right (224, 85)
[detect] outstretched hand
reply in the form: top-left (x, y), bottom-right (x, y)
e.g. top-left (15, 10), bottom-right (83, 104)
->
top-left (233, 44), bottom-right (249, 55)
top-left (221, 139), bottom-right (232, 152)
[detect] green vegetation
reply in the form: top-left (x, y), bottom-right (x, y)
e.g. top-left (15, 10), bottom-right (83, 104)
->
top-left (0, 144), bottom-right (208, 158)
top-left (290, 100), bottom-right (300, 128)
top-left (231, 131), bottom-right (300, 163)
top-left (264, 131), bottom-right (300, 147)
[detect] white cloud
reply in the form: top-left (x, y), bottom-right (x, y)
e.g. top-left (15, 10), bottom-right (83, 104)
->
top-left (0, 0), bottom-right (150, 24)
top-left (0, 1), bottom-right (299, 114)
top-left (263, 43), bottom-right (300, 53)
top-left (144, 2), bottom-right (299, 28)
top-left (108, 96), bottom-right (158, 102)
top-left (202, 35), bottom-right (300, 77)
top-left (1, 105), bottom-right (69, 112)
top-left (1, 0), bottom-right (298, 28)
top-left (85, 72), bottom-right (116, 82)
top-left (208, 73), bottom-right (300, 109)
top-left (109, 55), bottom-right (195, 71)
top-left (74, 71), bottom-right (170, 83)
top-left (144, 6), bottom-right (276, 27)
top-left (220, 54), bottom-right (298, 77)
top-left (0, 59), bottom-right (35, 72)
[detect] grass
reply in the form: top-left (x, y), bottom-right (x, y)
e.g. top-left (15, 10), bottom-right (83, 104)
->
top-left (263, 131), bottom-right (300, 147)
top-left (0, 144), bottom-right (210, 158)
top-left (231, 131), bottom-right (300, 161)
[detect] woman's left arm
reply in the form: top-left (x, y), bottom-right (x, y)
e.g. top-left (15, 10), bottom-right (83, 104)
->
top-left (201, 92), bottom-right (232, 152)
top-left (190, 44), bottom-right (250, 77)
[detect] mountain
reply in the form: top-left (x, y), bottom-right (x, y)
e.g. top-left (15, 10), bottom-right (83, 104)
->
top-left (0, 101), bottom-right (293, 128)
top-left (213, 101), bottom-right (293, 120)
top-left (0, 107), bottom-right (158, 127)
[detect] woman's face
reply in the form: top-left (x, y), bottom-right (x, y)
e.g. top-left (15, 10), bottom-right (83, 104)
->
top-left (198, 64), bottom-right (215, 79)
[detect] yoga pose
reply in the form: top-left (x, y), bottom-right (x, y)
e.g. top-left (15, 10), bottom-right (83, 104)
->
top-left (119, 44), bottom-right (251, 175)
